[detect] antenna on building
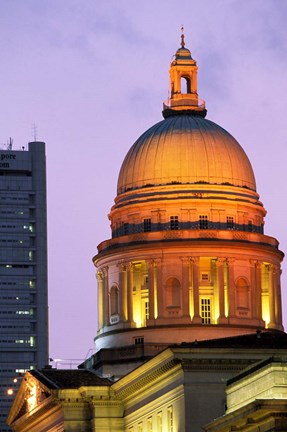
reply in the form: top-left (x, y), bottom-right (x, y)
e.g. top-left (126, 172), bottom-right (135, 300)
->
top-left (7, 137), bottom-right (13, 150)
top-left (32, 123), bottom-right (38, 141)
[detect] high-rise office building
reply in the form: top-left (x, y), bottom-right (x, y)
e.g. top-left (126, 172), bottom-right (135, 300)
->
top-left (0, 141), bottom-right (48, 431)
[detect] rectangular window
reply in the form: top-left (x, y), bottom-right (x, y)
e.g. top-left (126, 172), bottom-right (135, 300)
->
top-left (248, 220), bottom-right (253, 232)
top-left (145, 301), bottom-right (149, 320)
top-left (199, 215), bottom-right (208, 229)
top-left (170, 216), bottom-right (179, 230)
top-left (201, 273), bottom-right (209, 281)
top-left (134, 337), bottom-right (144, 345)
top-left (144, 218), bottom-right (151, 232)
top-left (201, 298), bottom-right (211, 324)
top-left (226, 216), bottom-right (234, 229)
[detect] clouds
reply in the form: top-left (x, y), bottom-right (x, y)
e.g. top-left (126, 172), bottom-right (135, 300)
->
top-left (0, 1), bottom-right (286, 360)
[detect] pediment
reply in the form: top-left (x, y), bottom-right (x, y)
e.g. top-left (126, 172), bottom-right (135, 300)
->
top-left (7, 372), bottom-right (52, 426)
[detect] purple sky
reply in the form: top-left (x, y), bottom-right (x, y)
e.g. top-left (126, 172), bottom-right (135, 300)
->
top-left (1, 1), bottom-right (286, 364)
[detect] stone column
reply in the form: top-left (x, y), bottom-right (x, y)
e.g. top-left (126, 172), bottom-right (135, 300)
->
top-left (96, 270), bottom-right (104, 330)
top-left (118, 263), bottom-right (127, 322)
top-left (155, 259), bottom-right (164, 318)
top-left (250, 260), bottom-right (262, 322)
top-left (268, 264), bottom-right (276, 328)
top-left (155, 259), bottom-right (164, 319)
top-left (273, 264), bottom-right (283, 329)
top-left (102, 266), bottom-right (109, 327)
top-left (191, 257), bottom-right (201, 323)
top-left (216, 258), bottom-right (227, 323)
top-left (227, 258), bottom-right (236, 319)
top-left (127, 262), bottom-right (134, 323)
top-left (275, 266), bottom-right (283, 330)
top-left (181, 257), bottom-right (190, 317)
top-left (147, 260), bottom-right (155, 321)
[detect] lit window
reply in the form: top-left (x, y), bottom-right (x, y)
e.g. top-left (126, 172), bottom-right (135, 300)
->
top-left (143, 218), bottom-right (151, 232)
top-left (226, 216), bottom-right (234, 229)
top-left (145, 301), bottom-right (149, 320)
top-left (30, 336), bottom-right (36, 347)
top-left (199, 215), bottom-right (208, 229)
top-left (201, 298), bottom-right (211, 324)
top-left (170, 216), bottom-right (179, 230)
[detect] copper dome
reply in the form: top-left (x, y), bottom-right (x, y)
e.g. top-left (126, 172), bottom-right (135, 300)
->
top-left (117, 115), bottom-right (256, 195)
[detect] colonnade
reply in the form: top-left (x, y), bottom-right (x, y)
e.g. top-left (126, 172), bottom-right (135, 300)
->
top-left (96, 257), bottom-right (283, 333)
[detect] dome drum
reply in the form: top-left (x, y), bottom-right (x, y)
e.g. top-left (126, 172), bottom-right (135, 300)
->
top-left (94, 239), bottom-right (284, 352)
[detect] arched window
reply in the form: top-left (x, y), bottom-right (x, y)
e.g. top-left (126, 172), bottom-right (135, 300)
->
top-left (180, 76), bottom-right (191, 94)
top-left (236, 277), bottom-right (249, 309)
top-left (166, 277), bottom-right (181, 307)
top-left (110, 285), bottom-right (119, 316)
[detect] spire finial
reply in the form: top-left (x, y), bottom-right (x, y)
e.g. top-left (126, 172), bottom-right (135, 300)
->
top-left (181, 25), bottom-right (185, 48)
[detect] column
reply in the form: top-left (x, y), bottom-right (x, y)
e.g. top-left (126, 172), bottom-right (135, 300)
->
top-left (268, 265), bottom-right (276, 328)
top-left (102, 266), bottom-right (109, 327)
top-left (216, 258), bottom-right (227, 323)
top-left (275, 266), bottom-right (283, 329)
top-left (127, 262), bottom-right (134, 323)
top-left (227, 258), bottom-right (236, 319)
top-left (118, 262), bottom-right (127, 322)
top-left (181, 257), bottom-right (190, 318)
top-left (96, 271), bottom-right (104, 330)
top-left (191, 257), bottom-right (201, 323)
top-left (147, 260), bottom-right (155, 321)
top-left (155, 259), bottom-right (164, 319)
top-left (272, 264), bottom-right (283, 330)
top-left (250, 260), bottom-right (263, 323)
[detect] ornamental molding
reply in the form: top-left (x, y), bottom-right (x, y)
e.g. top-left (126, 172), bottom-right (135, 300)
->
top-left (114, 358), bottom-right (181, 400)
top-left (181, 358), bottom-right (255, 372)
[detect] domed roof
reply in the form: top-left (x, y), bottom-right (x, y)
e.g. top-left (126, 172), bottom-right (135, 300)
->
top-left (117, 115), bottom-right (256, 194)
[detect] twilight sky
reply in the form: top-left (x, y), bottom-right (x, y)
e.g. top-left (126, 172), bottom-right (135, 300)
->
top-left (0, 0), bottom-right (286, 365)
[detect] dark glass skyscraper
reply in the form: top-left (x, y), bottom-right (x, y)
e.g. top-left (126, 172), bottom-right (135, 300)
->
top-left (0, 141), bottom-right (48, 431)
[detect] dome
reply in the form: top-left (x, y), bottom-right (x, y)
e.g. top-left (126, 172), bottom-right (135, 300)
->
top-left (117, 115), bottom-right (256, 195)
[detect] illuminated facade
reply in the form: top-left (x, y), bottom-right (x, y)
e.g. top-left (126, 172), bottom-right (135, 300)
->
top-left (7, 36), bottom-right (287, 431)
top-left (94, 35), bottom-right (283, 354)
top-left (0, 142), bottom-right (48, 431)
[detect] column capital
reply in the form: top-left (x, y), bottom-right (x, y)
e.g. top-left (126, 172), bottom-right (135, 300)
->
top-left (180, 256), bottom-right (191, 265)
top-left (117, 261), bottom-right (127, 271)
top-left (249, 259), bottom-right (262, 268)
top-left (190, 257), bottom-right (199, 264)
top-left (227, 257), bottom-right (235, 265)
top-left (216, 258), bottom-right (225, 267)
top-left (96, 271), bottom-right (103, 282)
top-left (101, 266), bottom-right (109, 277)
top-left (154, 258), bottom-right (162, 268)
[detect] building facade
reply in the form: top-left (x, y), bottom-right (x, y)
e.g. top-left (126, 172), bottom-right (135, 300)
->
top-left (0, 141), bottom-right (48, 431)
top-left (7, 35), bottom-right (287, 431)
top-left (93, 34), bottom-right (283, 355)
